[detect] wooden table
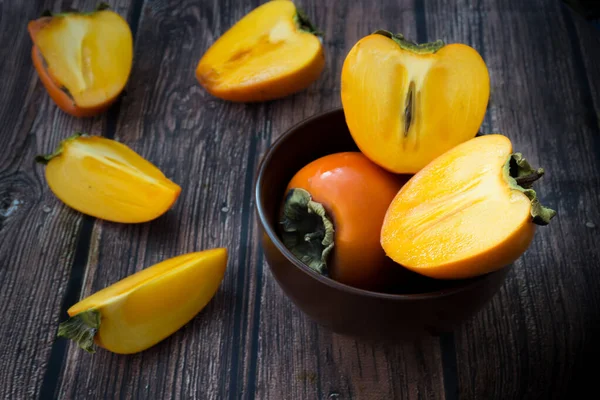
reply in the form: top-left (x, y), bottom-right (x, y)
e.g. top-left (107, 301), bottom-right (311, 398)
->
top-left (1, 0), bottom-right (599, 399)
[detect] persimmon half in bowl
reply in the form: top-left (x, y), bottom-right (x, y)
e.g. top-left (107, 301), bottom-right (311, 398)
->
top-left (254, 108), bottom-right (510, 341)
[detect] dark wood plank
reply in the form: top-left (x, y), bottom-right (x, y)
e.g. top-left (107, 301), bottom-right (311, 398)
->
top-left (571, 7), bottom-right (600, 124)
top-left (53, 0), bottom-right (447, 399)
top-left (8, 0), bottom-right (598, 398)
top-left (255, 273), bottom-right (445, 399)
top-left (0, 1), bottom-right (134, 399)
top-left (424, 0), bottom-right (600, 398)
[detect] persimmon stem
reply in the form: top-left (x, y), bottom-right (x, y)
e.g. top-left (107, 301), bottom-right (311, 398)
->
top-left (57, 309), bottom-right (101, 353)
top-left (510, 153), bottom-right (545, 189)
top-left (40, 3), bottom-right (110, 18)
top-left (373, 30), bottom-right (444, 54)
top-left (514, 169), bottom-right (544, 188)
top-left (294, 8), bottom-right (323, 37)
top-left (35, 133), bottom-right (84, 164)
top-left (280, 188), bottom-right (334, 275)
top-left (504, 153), bottom-right (556, 226)
top-left (96, 3), bottom-right (110, 11)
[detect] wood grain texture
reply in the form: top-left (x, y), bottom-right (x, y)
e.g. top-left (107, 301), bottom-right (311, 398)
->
top-left (0, 1), bottom-right (133, 399)
top-left (51, 0), bottom-right (446, 398)
top-left (1, 0), bottom-right (599, 399)
top-left (54, 0), bottom-right (280, 399)
top-left (424, 0), bottom-right (600, 398)
top-left (571, 7), bottom-right (600, 129)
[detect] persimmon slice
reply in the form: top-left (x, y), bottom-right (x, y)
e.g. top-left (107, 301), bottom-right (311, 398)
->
top-left (196, 0), bottom-right (325, 102)
top-left (381, 134), bottom-right (556, 279)
top-left (36, 134), bottom-right (180, 223)
top-left (28, 6), bottom-right (133, 116)
top-left (59, 249), bottom-right (227, 354)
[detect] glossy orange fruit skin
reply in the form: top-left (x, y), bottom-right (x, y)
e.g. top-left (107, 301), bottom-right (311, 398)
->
top-left (286, 152), bottom-right (408, 290)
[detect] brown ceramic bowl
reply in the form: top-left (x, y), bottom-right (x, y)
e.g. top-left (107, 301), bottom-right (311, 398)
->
top-left (255, 108), bottom-right (510, 341)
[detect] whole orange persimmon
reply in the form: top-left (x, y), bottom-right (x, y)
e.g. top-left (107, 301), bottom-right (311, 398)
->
top-left (279, 152), bottom-right (408, 290)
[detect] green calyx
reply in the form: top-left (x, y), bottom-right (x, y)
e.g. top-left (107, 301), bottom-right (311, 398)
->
top-left (504, 153), bottom-right (557, 226)
top-left (35, 133), bottom-right (84, 165)
top-left (41, 3), bottom-right (110, 18)
top-left (95, 2), bottom-right (111, 12)
top-left (57, 309), bottom-right (101, 353)
top-left (280, 188), bottom-right (334, 275)
top-left (294, 8), bottom-right (323, 37)
top-left (373, 30), bottom-right (444, 54)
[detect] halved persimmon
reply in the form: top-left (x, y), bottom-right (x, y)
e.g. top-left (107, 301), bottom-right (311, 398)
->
top-left (381, 134), bottom-right (556, 279)
top-left (36, 134), bottom-right (181, 223)
top-left (196, 0), bottom-right (325, 102)
top-left (341, 31), bottom-right (490, 173)
top-left (28, 5), bottom-right (133, 117)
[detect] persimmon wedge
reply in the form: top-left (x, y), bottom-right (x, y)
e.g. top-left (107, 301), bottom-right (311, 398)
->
top-left (58, 249), bottom-right (227, 354)
top-left (36, 134), bottom-right (181, 223)
top-left (196, 0), bottom-right (325, 102)
top-left (341, 31), bottom-right (490, 173)
top-left (381, 134), bottom-right (556, 279)
top-left (28, 5), bottom-right (133, 117)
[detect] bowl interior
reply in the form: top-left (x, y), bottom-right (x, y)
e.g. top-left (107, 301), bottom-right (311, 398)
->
top-left (255, 108), bottom-right (493, 298)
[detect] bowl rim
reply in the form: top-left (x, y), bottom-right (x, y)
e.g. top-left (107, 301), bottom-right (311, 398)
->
top-left (255, 107), bottom-right (499, 301)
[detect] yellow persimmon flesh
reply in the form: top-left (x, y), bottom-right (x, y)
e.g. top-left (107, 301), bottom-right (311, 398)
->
top-left (36, 134), bottom-right (180, 223)
top-left (28, 5), bottom-right (133, 117)
top-left (381, 134), bottom-right (556, 279)
top-left (196, 0), bottom-right (325, 102)
top-left (341, 31), bottom-right (490, 173)
top-left (58, 249), bottom-right (228, 354)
